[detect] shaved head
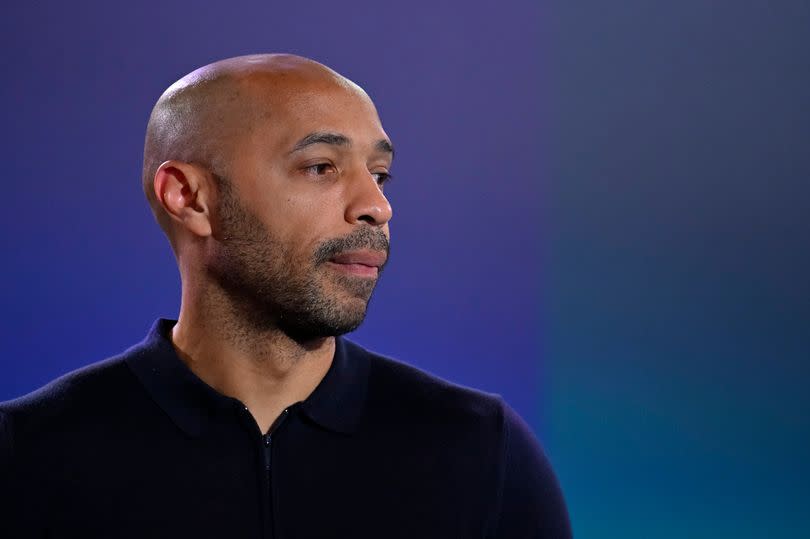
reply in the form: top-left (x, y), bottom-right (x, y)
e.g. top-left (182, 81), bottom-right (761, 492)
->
top-left (140, 53), bottom-right (393, 341)
top-left (141, 54), bottom-right (365, 239)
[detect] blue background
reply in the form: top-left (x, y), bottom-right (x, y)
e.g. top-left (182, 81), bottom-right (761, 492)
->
top-left (2, 1), bottom-right (808, 537)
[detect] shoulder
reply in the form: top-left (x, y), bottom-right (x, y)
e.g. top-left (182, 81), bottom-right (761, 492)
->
top-left (0, 352), bottom-right (136, 435)
top-left (345, 338), bottom-right (509, 433)
top-left (346, 340), bottom-right (572, 536)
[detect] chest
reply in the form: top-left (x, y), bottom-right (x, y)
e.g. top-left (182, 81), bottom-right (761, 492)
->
top-left (34, 423), bottom-right (492, 539)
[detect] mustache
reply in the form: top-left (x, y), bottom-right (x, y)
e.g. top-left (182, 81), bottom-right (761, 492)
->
top-left (313, 227), bottom-right (390, 266)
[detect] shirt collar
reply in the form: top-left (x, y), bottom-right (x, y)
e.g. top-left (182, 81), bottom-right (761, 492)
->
top-left (124, 318), bottom-right (370, 437)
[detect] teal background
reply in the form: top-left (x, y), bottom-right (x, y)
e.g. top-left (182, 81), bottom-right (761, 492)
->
top-left (547, 2), bottom-right (810, 537)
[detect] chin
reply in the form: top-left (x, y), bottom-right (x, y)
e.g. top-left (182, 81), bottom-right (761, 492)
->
top-left (333, 300), bottom-right (369, 332)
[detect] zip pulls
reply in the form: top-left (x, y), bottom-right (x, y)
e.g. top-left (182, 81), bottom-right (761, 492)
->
top-left (235, 403), bottom-right (295, 538)
top-left (262, 407), bottom-right (291, 539)
top-left (264, 433), bottom-right (273, 471)
top-left (263, 407), bottom-right (291, 475)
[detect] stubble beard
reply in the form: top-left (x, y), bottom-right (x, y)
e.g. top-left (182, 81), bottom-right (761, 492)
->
top-left (206, 178), bottom-right (389, 343)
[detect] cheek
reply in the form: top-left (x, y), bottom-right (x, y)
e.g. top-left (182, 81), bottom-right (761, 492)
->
top-left (268, 203), bottom-right (323, 263)
top-left (247, 174), bottom-right (346, 256)
top-left (281, 189), bottom-right (341, 233)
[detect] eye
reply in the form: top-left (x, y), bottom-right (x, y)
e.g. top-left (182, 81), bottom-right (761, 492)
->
top-left (303, 163), bottom-right (336, 176)
top-left (371, 171), bottom-right (393, 186)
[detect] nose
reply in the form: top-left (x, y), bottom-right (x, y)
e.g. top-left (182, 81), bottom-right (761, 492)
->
top-left (344, 169), bottom-right (393, 226)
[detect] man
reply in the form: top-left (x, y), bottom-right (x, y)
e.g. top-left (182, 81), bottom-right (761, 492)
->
top-left (0, 55), bottom-right (571, 538)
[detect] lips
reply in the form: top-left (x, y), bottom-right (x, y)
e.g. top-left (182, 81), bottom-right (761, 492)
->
top-left (326, 250), bottom-right (387, 279)
top-left (329, 250), bottom-right (387, 268)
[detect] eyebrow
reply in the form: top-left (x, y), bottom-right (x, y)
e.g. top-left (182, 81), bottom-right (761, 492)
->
top-left (290, 131), bottom-right (395, 157)
top-left (375, 139), bottom-right (395, 156)
top-left (291, 132), bottom-right (350, 153)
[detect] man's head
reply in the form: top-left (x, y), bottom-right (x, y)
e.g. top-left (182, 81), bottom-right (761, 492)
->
top-left (142, 54), bottom-right (393, 341)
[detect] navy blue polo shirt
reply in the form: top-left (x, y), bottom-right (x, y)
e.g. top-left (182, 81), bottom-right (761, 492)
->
top-left (0, 319), bottom-right (571, 538)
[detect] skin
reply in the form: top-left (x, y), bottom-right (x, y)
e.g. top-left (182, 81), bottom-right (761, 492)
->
top-left (143, 55), bottom-right (393, 433)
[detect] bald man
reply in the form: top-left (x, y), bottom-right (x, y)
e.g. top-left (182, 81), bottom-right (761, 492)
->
top-left (0, 55), bottom-right (572, 538)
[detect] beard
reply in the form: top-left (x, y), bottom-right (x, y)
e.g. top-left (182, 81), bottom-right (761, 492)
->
top-left (205, 177), bottom-right (389, 342)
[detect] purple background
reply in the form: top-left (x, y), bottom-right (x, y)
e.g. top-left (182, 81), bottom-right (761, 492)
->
top-left (1, 3), bottom-right (545, 420)
top-left (3, 1), bottom-right (809, 537)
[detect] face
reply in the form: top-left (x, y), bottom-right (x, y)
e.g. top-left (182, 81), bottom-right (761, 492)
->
top-left (205, 77), bottom-right (394, 341)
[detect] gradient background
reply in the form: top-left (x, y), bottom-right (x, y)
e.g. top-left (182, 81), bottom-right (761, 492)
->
top-left (2, 1), bottom-right (808, 537)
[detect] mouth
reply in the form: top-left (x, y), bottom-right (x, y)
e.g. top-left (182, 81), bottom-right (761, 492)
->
top-left (327, 250), bottom-right (387, 278)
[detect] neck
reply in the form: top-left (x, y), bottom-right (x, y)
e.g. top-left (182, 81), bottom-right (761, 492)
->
top-left (170, 277), bottom-right (335, 434)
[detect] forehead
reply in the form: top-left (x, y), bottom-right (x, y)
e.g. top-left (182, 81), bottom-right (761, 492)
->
top-left (245, 78), bottom-right (389, 151)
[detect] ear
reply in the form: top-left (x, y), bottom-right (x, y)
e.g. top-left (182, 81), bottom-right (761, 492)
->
top-left (153, 160), bottom-right (213, 238)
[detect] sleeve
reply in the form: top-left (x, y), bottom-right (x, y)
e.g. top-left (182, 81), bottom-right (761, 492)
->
top-left (0, 408), bottom-right (18, 529)
top-left (0, 408), bottom-right (11, 461)
top-left (491, 399), bottom-right (573, 539)
top-left (0, 408), bottom-right (40, 539)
